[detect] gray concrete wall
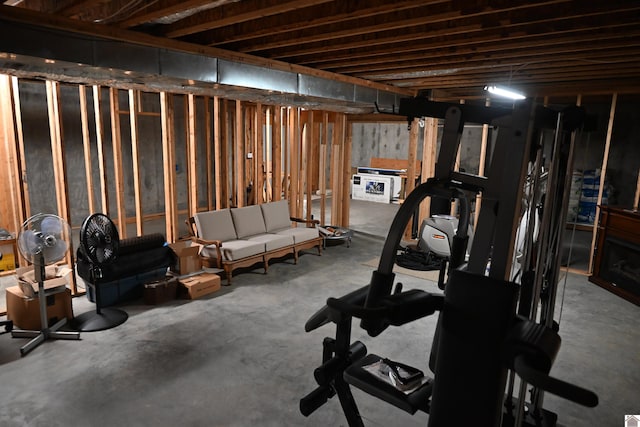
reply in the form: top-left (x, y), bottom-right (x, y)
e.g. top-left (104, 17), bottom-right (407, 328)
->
top-left (351, 121), bottom-right (488, 176)
top-left (18, 81), bottom-right (215, 230)
top-left (15, 84), bottom-right (640, 235)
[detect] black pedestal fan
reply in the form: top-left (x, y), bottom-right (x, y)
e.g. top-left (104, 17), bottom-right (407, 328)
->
top-left (71, 213), bottom-right (128, 332)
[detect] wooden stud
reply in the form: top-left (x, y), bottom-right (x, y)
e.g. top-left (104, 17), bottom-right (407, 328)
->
top-left (419, 117), bottom-right (438, 226)
top-left (304, 112), bottom-right (313, 222)
top-left (187, 93), bottom-right (198, 217)
top-left (245, 105), bottom-right (253, 205)
top-left (10, 76), bottom-right (29, 225)
top-left (588, 93), bottom-right (617, 274)
top-left (160, 92), bottom-right (178, 242)
top-left (319, 112), bottom-right (328, 226)
top-left (273, 106), bottom-right (282, 202)
top-left (109, 87), bottom-right (127, 239)
top-left (265, 106), bottom-right (273, 202)
top-left (128, 89), bottom-right (144, 236)
top-left (92, 85), bottom-right (109, 215)
top-left (78, 85), bottom-right (96, 215)
top-left (235, 100), bottom-right (244, 208)
top-left (404, 117), bottom-right (419, 239)
top-left (219, 99), bottom-right (229, 208)
top-left (474, 98), bottom-right (491, 228)
top-left (299, 111), bottom-right (307, 219)
top-left (256, 103), bottom-right (264, 204)
top-left (341, 114), bottom-right (352, 227)
top-left (212, 97), bottom-right (222, 210)
top-left (204, 96), bottom-right (213, 211)
top-left (0, 75), bottom-right (25, 242)
top-left (45, 80), bottom-right (76, 291)
top-left (290, 108), bottom-right (300, 217)
top-left (331, 113), bottom-right (343, 226)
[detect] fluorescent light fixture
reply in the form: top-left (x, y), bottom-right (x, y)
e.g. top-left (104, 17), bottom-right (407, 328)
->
top-left (484, 85), bottom-right (526, 100)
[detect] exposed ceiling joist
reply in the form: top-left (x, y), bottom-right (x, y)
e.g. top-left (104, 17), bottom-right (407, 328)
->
top-left (3, 0), bottom-right (639, 102)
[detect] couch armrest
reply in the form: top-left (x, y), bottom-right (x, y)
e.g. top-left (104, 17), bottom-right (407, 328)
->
top-left (290, 216), bottom-right (320, 227)
top-left (190, 237), bottom-right (223, 268)
top-left (190, 236), bottom-right (222, 247)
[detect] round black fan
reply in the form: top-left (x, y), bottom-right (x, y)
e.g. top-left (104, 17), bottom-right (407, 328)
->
top-left (80, 213), bottom-right (119, 266)
top-left (72, 213), bottom-right (127, 332)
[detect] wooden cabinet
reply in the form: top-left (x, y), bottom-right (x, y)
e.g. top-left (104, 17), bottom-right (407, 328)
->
top-left (589, 206), bottom-right (640, 306)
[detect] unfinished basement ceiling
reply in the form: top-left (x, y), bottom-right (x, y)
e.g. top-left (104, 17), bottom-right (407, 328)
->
top-left (3, 0), bottom-right (640, 103)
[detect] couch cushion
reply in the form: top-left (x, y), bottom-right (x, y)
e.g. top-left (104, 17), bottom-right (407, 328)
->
top-left (194, 210), bottom-right (237, 242)
top-left (231, 205), bottom-right (267, 239)
top-left (247, 233), bottom-right (294, 251)
top-left (275, 227), bottom-right (320, 244)
top-left (260, 200), bottom-right (292, 232)
top-left (202, 239), bottom-right (265, 261)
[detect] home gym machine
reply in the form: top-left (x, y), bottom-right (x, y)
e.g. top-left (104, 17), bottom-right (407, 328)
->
top-left (300, 98), bottom-right (598, 426)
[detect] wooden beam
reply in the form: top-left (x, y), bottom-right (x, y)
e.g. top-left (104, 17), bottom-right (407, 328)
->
top-left (265, 106), bottom-right (273, 202)
top-left (213, 96), bottom-right (222, 210)
top-left (45, 80), bottom-right (76, 291)
top-left (78, 85), bottom-right (96, 215)
top-left (235, 100), bottom-right (244, 208)
top-left (204, 96), bottom-right (213, 211)
top-left (418, 116), bottom-right (438, 226)
top-left (289, 107), bottom-right (299, 216)
top-left (164, 0), bottom-right (334, 38)
top-left (255, 103), bottom-right (264, 204)
top-left (219, 99), bottom-right (229, 208)
top-left (109, 87), bottom-right (127, 239)
top-left (588, 93), bottom-right (617, 274)
top-left (187, 93), bottom-right (198, 217)
top-left (10, 76), bottom-right (29, 225)
top-left (319, 111), bottom-right (328, 226)
top-left (0, 75), bottom-right (25, 241)
top-left (330, 113), bottom-right (343, 225)
top-left (341, 114), bottom-right (352, 227)
top-left (92, 85), bottom-right (109, 215)
top-left (305, 112), bottom-right (314, 222)
top-left (118, 0), bottom-right (218, 28)
top-left (404, 117), bottom-right (419, 239)
top-left (128, 89), bottom-right (144, 236)
top-left (160, 92), bottom-right (178, 242)
top-left (273, 106), bottom-right (282, 202)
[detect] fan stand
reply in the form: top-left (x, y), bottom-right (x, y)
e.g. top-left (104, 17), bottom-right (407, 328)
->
top-left (71, 267), bottom-right (128, 332)
top-left (11, 253), bottom-right (80, 356)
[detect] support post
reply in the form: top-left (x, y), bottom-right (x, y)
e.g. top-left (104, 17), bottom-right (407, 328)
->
top-left (128, 89), bottom-right (144, 236)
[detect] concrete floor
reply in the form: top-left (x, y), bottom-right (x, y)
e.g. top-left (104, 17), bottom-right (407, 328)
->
top-left (0, 199), bottom-right (638, 426)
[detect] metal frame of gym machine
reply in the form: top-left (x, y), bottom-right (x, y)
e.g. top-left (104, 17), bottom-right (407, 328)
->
top-left (300, 98), bottom-right (598, 427)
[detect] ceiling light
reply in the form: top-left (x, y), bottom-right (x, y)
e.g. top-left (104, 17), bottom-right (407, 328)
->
top-left (484, 85), bottom-right (526, 100)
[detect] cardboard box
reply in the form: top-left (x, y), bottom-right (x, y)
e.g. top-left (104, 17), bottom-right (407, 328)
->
top-left (169, 241), bottom-right (202, 275)
top-left (178, 273), bottom-right (220, 300)
top-left (144, 277), bottom-right (178, 305)
top-left (6, 285), bottom-right (73, 330)
top-left (16, 265), bottom-right (73, 297)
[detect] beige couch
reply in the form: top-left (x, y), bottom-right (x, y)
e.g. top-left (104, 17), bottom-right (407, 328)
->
top-left (188, 200), bottom-right (322, 284)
